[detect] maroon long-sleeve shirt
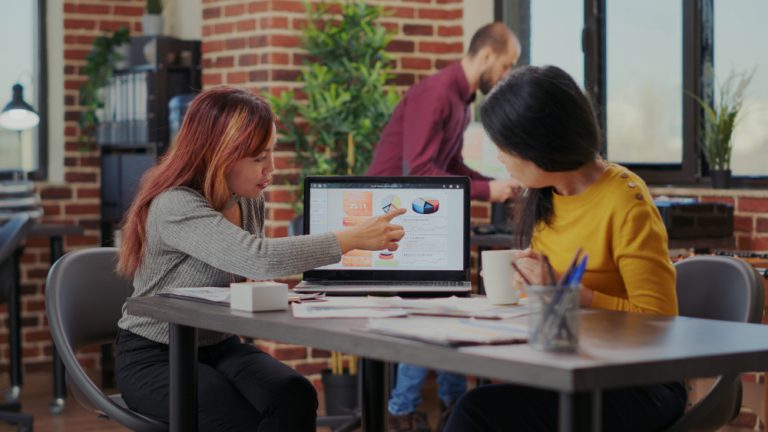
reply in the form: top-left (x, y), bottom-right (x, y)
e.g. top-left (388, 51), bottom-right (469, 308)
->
top-left (367, 62), bottom-right (492, 200)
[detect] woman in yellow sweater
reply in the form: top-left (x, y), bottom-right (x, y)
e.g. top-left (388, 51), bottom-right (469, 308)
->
top-left (444, 65), bottom-right (686, 431)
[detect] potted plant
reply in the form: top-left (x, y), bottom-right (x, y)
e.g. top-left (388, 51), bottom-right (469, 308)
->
top-left (268, 1), bottom-right (399, 234)
top-left (690, 67), bottom-right (754, 188)
top-left (78, 27), bottom-right (130, 145)
top-left (142, 0), bottom-right (163, 37)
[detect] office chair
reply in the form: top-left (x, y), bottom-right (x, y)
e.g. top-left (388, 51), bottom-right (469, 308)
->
top-left (0, 214), bottom-right (34, 431)
top-left (45, 247), bottom-right (167, 431)
top-left (664, 255), bottom-right (765, 432)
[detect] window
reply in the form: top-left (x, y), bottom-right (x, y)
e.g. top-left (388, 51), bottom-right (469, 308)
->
top-left (500, 0), bottom-right (768, 186)
top-left (606, 1), bottom-right (682, 165)
top-left (529, 0), bottom-right (584, 88)
top-left (714, 0), bottom-right (768, 177)
top-left (495, 0), bottom-right (584, 86)
top-left (0, 0), bottom-right (46, 179)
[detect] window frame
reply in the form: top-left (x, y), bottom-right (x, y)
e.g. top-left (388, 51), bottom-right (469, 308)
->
top-left (35, 0), bottom-right (48, 180)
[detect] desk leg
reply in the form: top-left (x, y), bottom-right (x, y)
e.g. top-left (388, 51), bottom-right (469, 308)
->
top-left (7, 249), bottom-right (23, 402)
top-left (361, 358), bottom-right (386, 432)
top-left (49, 235), bottom-right (67, 414)
top-left (170, 324), bottom-right (198, 432)
top-left (559, 391), bottom-right (601, 432)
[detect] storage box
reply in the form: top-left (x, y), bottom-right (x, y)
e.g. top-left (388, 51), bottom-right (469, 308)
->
top-left (654, 201), bottom-right (734, 239)
top-left (230, 282), bottom-right (288, 312)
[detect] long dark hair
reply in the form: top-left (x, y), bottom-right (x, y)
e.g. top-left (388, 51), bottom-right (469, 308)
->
top-left (480, 65), bottom-right (601, 248)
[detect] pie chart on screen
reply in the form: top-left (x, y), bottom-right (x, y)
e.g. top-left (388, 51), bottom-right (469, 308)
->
top-left (381, 195), bottom-right (402, 213)
top-left (412, 197), bottom-right (440, 214)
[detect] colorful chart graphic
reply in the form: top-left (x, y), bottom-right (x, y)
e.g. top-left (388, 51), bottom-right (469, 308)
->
top-left (378, 252), bottom-right (395, 260)
top-left (342, 249), bottom-right (373, 267)
top-left (411, 197), bottom-right (440, 214)
top-left (381, 195), bottom-right (402, 213)
top-left (343, 191), bottom-right (372, 217)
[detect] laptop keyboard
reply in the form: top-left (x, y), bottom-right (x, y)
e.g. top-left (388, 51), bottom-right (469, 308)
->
top-left (306, 280), bottom-right (468, 287)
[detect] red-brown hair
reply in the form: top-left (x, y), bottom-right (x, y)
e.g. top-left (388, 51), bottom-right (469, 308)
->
top-left (117, 87), bottom-right (275, 278)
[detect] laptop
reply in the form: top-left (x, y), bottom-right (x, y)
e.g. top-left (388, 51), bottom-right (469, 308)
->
top-left (294, 176), bottom-right (472, 295)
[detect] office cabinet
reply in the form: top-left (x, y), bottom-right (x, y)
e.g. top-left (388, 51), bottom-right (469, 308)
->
top-left (99, 36), bottom-right (200, 245)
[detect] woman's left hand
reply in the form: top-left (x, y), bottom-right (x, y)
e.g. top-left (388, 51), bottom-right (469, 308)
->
top-left (513, 249), bottom-right (560, 286)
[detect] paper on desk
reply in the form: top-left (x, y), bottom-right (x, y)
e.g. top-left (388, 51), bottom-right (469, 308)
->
top-left (364, 317), bottom-right (528, 346)
top-left (167, 287), bottom-right (231, 304)
top-left (290, 296), bottom-right (528, 319)
top-left (292, 296), bottom-right (408, 318)
top-left (368, 296), bottom-right (529, 319)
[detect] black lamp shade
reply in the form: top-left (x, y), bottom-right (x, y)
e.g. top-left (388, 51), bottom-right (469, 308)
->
top-left (0, 83), bottom-right (40, 131)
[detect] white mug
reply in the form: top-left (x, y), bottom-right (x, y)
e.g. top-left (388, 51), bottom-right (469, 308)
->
top-left (481, 249), bottom-right (521, 305)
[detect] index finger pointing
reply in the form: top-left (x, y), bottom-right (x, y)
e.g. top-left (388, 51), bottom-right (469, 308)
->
top-left (382, 207), bottom-right (406, 221)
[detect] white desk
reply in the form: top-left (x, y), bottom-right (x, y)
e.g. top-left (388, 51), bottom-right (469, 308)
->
top-left (128, 296), bottom-right (768, 432)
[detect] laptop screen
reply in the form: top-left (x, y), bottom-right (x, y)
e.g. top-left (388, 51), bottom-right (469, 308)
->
top-left (303, 176), bottom-right (470, 282)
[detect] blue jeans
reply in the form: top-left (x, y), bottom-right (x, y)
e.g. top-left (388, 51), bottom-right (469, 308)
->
top-left (388, 363), bottom-right (467, 415)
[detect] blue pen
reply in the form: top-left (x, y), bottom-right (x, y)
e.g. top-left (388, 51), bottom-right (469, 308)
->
top-left (567, 256), bottom-right (589, 289)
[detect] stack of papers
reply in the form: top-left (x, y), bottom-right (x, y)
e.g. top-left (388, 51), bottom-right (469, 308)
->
top-left (291, 296), bottom-right (409, 318)
top-left (365, 317), bottom-right (528, 346)
top-left (163, 287), bottom-right (231, 305)
top-left (291, 296), bottom-right (528, 319)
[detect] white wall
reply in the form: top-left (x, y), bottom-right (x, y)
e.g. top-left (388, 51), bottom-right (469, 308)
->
top-left (165, 0), bottom-right (202, 40)
top-left (463, 0), bottom-right (495, 51)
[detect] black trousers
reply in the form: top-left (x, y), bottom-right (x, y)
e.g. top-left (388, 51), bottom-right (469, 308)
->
top-left (115, 329), bottom-right (318, 432)
top-left (444, 382), bottom-right (687, 432)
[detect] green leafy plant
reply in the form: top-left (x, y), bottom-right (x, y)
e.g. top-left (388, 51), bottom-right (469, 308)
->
top-left (689, 66), bottom-right (755, 171)
top-left (269, 1), bottom-right (400, 213)
top-left (147, 0), bottom-right (163, 15)
top-left (78, 27), bottom-right (130, 144)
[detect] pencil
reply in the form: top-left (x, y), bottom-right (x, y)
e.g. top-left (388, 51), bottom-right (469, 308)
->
top-left (542, 254), bottom-right (557, 285)
top-left (510, 260), bottom-right (533, 285)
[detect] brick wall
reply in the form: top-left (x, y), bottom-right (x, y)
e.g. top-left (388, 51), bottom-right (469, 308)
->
top-left (201, 0), bottom-right (465, 240)
top-left (1, 1), bottom-right (145, 374)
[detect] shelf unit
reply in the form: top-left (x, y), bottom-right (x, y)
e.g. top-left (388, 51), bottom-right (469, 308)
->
top-left (99, 35), bottom-right (201, 245)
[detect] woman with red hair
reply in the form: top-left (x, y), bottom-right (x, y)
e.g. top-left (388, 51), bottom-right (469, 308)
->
top-left (114, 86), bottom-right (405, 431)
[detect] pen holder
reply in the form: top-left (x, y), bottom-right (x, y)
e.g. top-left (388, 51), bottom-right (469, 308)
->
top-left (527, 285), bottom-right (579, 352)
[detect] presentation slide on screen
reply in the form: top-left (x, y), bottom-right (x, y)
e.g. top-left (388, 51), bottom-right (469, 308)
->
top-left (308, 184), bottom-right (464, 271)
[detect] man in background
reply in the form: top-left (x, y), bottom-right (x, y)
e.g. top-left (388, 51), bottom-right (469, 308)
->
top-left (368, 22), bottom-right (522, 432)
top-left (367, 22), bottom-right (521, 204)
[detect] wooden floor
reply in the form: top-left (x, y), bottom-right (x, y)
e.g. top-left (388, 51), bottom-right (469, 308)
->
top-left (0, 372), bottom-right (126, 432)
top-left (0, 371), bottom-right (755, 431)
top-left (0, 371), bottom-right (444, 432)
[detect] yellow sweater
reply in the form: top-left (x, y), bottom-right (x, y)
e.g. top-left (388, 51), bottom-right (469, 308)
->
top-left (531, 164), bottom-right (678, 316)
